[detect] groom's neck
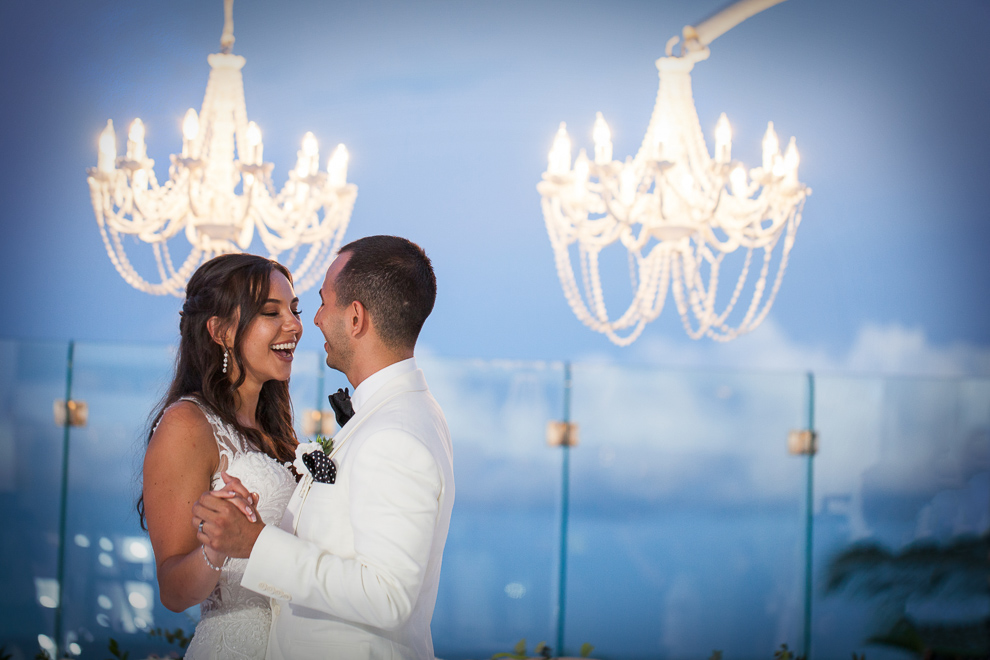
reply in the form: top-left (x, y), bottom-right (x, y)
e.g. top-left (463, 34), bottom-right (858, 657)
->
top-left (346, 345), bottom-right (414, 390)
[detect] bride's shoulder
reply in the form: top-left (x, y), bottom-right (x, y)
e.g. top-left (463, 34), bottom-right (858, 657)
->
top-left (149, 399), bottom-right (217, 455)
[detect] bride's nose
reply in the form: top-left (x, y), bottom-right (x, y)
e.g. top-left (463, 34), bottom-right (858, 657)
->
top-left (285, 312), bottom-right (303, 338)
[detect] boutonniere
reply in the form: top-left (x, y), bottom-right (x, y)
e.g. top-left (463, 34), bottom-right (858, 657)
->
top-left (293, 434), bottom-right (337, 484)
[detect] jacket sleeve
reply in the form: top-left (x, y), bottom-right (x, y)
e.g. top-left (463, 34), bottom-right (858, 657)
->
top-left (241, 429), bottom-right (442, 629)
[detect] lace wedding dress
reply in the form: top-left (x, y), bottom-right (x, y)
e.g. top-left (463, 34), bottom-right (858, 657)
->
top-left (178, 397), bottom-right (297, 660)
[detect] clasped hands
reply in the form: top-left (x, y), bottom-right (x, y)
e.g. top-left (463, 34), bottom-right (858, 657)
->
top-left (192, 472), bottom-right (264, 562)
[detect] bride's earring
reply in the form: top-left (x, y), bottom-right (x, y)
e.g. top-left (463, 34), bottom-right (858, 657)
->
top-left (222, 348), bottom-right (229, 374)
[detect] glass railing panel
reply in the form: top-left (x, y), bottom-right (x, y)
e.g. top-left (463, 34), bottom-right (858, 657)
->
top-left (814, 374), bottom-right (990, 660)
top-left (423, 357), bottom-right (564, 659)
top-left (3, 341), bottom-right (327, 659)
top-left (0, 339), bottom-right (71, 656)
top-left (566, 365), bottom-right (810, 659)
top-left (53, 341), bottom-right (191, 658)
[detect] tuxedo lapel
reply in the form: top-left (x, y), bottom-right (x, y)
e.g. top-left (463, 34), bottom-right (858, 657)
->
top-left (327, 368), bottom-right (428, 459)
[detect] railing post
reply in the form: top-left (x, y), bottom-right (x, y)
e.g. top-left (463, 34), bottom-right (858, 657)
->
top-left (54, 340), bottom-right (75, 658)
top-left (555, 361), bottom-right (572, 656)
top-left (802, 371), bottom-right (816, 659)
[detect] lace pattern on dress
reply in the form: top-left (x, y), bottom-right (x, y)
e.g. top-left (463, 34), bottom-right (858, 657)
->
top-left (171, 396), bottom-right (296, 660)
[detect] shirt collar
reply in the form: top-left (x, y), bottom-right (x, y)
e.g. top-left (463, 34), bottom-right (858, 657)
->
top-left (351, 357), bottom-right (418, 414)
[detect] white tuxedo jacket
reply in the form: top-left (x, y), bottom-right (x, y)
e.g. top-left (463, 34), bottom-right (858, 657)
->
top-left (241, 367), bottom-right (454, 660)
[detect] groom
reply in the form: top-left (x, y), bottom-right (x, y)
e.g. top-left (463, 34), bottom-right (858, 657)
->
top-left (197, 235), bottom-right (455, 660)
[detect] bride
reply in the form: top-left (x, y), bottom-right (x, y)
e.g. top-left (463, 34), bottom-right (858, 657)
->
top-left (141, 254), bottom-right (301, 659)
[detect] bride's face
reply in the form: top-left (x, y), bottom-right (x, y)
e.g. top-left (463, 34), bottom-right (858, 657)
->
top-left (236, 271), bottom-right (303, 387)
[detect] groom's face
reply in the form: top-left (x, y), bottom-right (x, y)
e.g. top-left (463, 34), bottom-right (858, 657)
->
top-left (314, 253), bottom-right (352, 371)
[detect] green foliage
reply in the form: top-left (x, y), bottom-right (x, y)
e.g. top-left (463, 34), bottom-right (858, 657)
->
top-left (315, 434), bottom-right (334, 454)
top-left (107, 638), bottom-right (129, 660)
top-left (825, 532), bottom-right (989, 599)
top-left (33, 651), bottom-right (51, 660)
top-left (773, 643), bottom-right (806, 660)
top-left (773, 643), bottom-right (793, 660)
top-left (492, 638), bottom-right (529, 659)
top-left (489, 637), bottom-right (596, 659)
top-left (149, 626), bottom-right (192, 650)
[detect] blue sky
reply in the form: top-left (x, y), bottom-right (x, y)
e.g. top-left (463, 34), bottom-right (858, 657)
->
top-left (1, 0), bottom-right (988, 373)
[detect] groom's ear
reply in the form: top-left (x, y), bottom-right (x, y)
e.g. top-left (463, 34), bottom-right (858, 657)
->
top-left (348, 300), bottom-right (371, 339)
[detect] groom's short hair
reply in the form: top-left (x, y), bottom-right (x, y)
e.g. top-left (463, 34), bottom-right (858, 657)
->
top-left (334, 235), bottom-right (437, 350)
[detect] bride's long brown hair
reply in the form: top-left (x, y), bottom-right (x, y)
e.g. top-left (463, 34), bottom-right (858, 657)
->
top-left (138, 254), bottom-right (299, 528)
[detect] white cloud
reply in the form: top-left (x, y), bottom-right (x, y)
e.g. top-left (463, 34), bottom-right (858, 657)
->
top-left (628, 319), bottom-right (990, 377)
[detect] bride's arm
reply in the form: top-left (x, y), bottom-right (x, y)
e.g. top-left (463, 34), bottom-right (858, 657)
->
top-left (143, 401), bottom-right (226, 612)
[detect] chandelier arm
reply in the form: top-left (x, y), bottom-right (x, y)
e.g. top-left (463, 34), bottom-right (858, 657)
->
top-left (685, 0), bottom-right (789, 48)
top-left (220, 0), bottom-right (235, 53)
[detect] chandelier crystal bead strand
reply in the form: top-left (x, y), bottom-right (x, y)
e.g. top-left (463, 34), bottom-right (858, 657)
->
top-left (537, 0), bottom-right (809, 345)
top-left (86, 0), bottom-right (356, 296)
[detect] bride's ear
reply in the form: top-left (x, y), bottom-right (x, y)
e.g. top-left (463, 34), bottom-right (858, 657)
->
top-left (207, 316), bottom-right (230, 348)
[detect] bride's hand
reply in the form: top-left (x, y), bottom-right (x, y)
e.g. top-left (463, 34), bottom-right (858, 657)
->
top-left (211, 472), bottom-right (259, 522)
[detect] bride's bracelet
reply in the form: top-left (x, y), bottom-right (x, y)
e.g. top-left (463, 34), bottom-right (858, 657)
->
top-left (201, 544), bottom-right (229, 572)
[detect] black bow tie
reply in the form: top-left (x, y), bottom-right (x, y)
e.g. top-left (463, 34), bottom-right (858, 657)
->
top-left (328, 387), bottom-right (355, 427)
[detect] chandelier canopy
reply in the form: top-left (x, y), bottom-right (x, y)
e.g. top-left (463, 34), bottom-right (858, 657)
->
top-left (87, 0), bottom-right (356, 296)
top-left (537, 0), bottom-right (809, 345)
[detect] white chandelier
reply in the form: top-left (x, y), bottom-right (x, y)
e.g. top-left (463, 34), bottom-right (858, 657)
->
top-left (86, 0), bottom-right (356, 296)
top-left (537, 0), bottom-right (809, 345)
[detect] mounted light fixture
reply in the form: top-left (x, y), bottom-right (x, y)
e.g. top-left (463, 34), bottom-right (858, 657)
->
top-left (87, 0), bottom-right (356, 296)
top-left (538, 0), bottom-right (809, 345)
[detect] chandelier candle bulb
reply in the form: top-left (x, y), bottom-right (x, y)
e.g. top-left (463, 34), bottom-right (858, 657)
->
top-left (573, 149), bottom-right (590, 196)
top-left (715, 113), bottom-right (732, 163)
top-left (181, 109), bottom-right (199, 157)
top-left (97, 121), bottom-right (116, 174)
top-left (245, 121), bottom-right (262, 164)
top-left (729, 165), bottom-right (748, 197)
top-left (761, 121), bottom-right (779, 172)
top-left (782, 137), bottom-right (799, 184)
top-left (127, 119), bottom-right (147, 161)
top-left (327, 144), bottom-right (349, 187)
top-left (593, 112), bottom-right (613, 164)
top-left (619, 156), bottom-right (636, 206)
top-left (296, 132), bottom-right (319, 178)
top-left (548, 122), bottom-right (572, 175)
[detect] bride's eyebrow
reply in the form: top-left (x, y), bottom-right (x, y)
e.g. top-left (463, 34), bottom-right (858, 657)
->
top-left (263, 297), bottom-right (300, 305)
